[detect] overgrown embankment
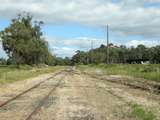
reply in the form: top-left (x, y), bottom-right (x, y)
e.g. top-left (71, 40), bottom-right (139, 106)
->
top-left (78, 64), bottom-right (160, 82)
top-left (77, 64), bottom-right (160, 94)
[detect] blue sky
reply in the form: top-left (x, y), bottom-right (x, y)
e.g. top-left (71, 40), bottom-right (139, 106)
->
top-left (0, 0), bottom-right (160, 58)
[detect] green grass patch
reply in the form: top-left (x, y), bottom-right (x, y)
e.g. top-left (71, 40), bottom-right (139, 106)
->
top-left (78, 64), bottom-right (160, 82)
top-left (131, 104), bottom-right (156, 120)
top-left (0, 65), bottom-right (64, 84)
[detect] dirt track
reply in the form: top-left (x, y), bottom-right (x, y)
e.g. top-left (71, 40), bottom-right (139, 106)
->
top-left (0, 69), bottom-right (160, 120)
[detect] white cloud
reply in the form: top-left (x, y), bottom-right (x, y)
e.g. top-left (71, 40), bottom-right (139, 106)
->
top-left (46, 36), bottom-right (106, 57)
top-left (126, 39), bottom-right (160, 47)
top-left (51, 46), bottom-right (76, 58)
top-left (47, 36), bottom-right (105, 49)
top-left (0, 0), bottom-right (160, 37)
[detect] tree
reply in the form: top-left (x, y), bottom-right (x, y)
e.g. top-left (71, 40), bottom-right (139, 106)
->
top-left (0, 58), bottom-right (7, 65)
top-left (0, 13), bottom-right (54, 65)
top-left (72, 50), bottom-right (89, 65)
top-left (71, 43), bottom-right (160, 65)
top-left (150, 45), bottom-right (160, 63)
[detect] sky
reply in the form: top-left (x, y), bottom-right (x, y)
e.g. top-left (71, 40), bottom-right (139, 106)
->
top-left (0, 0), bottom-right (160, 58)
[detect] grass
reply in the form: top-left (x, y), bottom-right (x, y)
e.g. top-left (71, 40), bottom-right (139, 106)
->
top-left (78, 64), bottom-right (160, 82)
top-left (131, 104), bottom-right (156, 120)
top-left (0, 65), bottom-right (64, 84)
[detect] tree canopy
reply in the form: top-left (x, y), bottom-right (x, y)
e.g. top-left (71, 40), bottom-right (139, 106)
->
top-left (0, 13), bottom-right (55, 65)
top-left (71, 44), bottom-right (160, 65)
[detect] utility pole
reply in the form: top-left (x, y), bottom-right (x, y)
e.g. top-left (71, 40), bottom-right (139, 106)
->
top-left (91, 39), bottom-right (93, 50)
top-left (90, 39), bottom-right (93, 63)
top-left (106, 25), bottom-right (110, 64)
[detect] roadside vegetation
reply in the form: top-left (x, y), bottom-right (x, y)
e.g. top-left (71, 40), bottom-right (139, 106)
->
top-left (78, 64), bottom-right (160, 82)
top-left (0, 65), bottom-right (64, 84)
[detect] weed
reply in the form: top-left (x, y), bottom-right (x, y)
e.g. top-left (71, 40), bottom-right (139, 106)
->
top-left (131, 104), bottom-right (156, 120)
top-left (78, 64), bottom-right (160, 82)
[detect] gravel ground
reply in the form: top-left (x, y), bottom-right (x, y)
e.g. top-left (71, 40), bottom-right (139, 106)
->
top-left (0, 69), bottom-right (160, 120)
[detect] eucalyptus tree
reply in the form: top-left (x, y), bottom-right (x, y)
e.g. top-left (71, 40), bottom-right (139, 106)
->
top-left (0, 13), bottom-right (54, 65)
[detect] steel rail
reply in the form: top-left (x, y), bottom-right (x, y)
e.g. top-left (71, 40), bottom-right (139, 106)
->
top-left (25, 75), bottom-right (63, 120)
top-left (0, 71), bottom-right (63, 108)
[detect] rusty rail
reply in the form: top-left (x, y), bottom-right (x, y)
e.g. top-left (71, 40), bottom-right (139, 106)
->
top-left (25, 76), bottom-right (63, 120)
top-left (0, 71), bottom-right (63, 108)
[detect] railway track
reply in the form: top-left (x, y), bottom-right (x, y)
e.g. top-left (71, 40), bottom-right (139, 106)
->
top-left (0, 70), bottom-right (63, 108)
top-left (1, 69), bottom-right (159, 120)
top-left (80, 71), bottom-right (160, 94)
top-left (25, 75), bottom-right (63, 120)
top-left (80, 71), bottom-right (160, 107)
top-left (0, 70), bottom-right (66, 120)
